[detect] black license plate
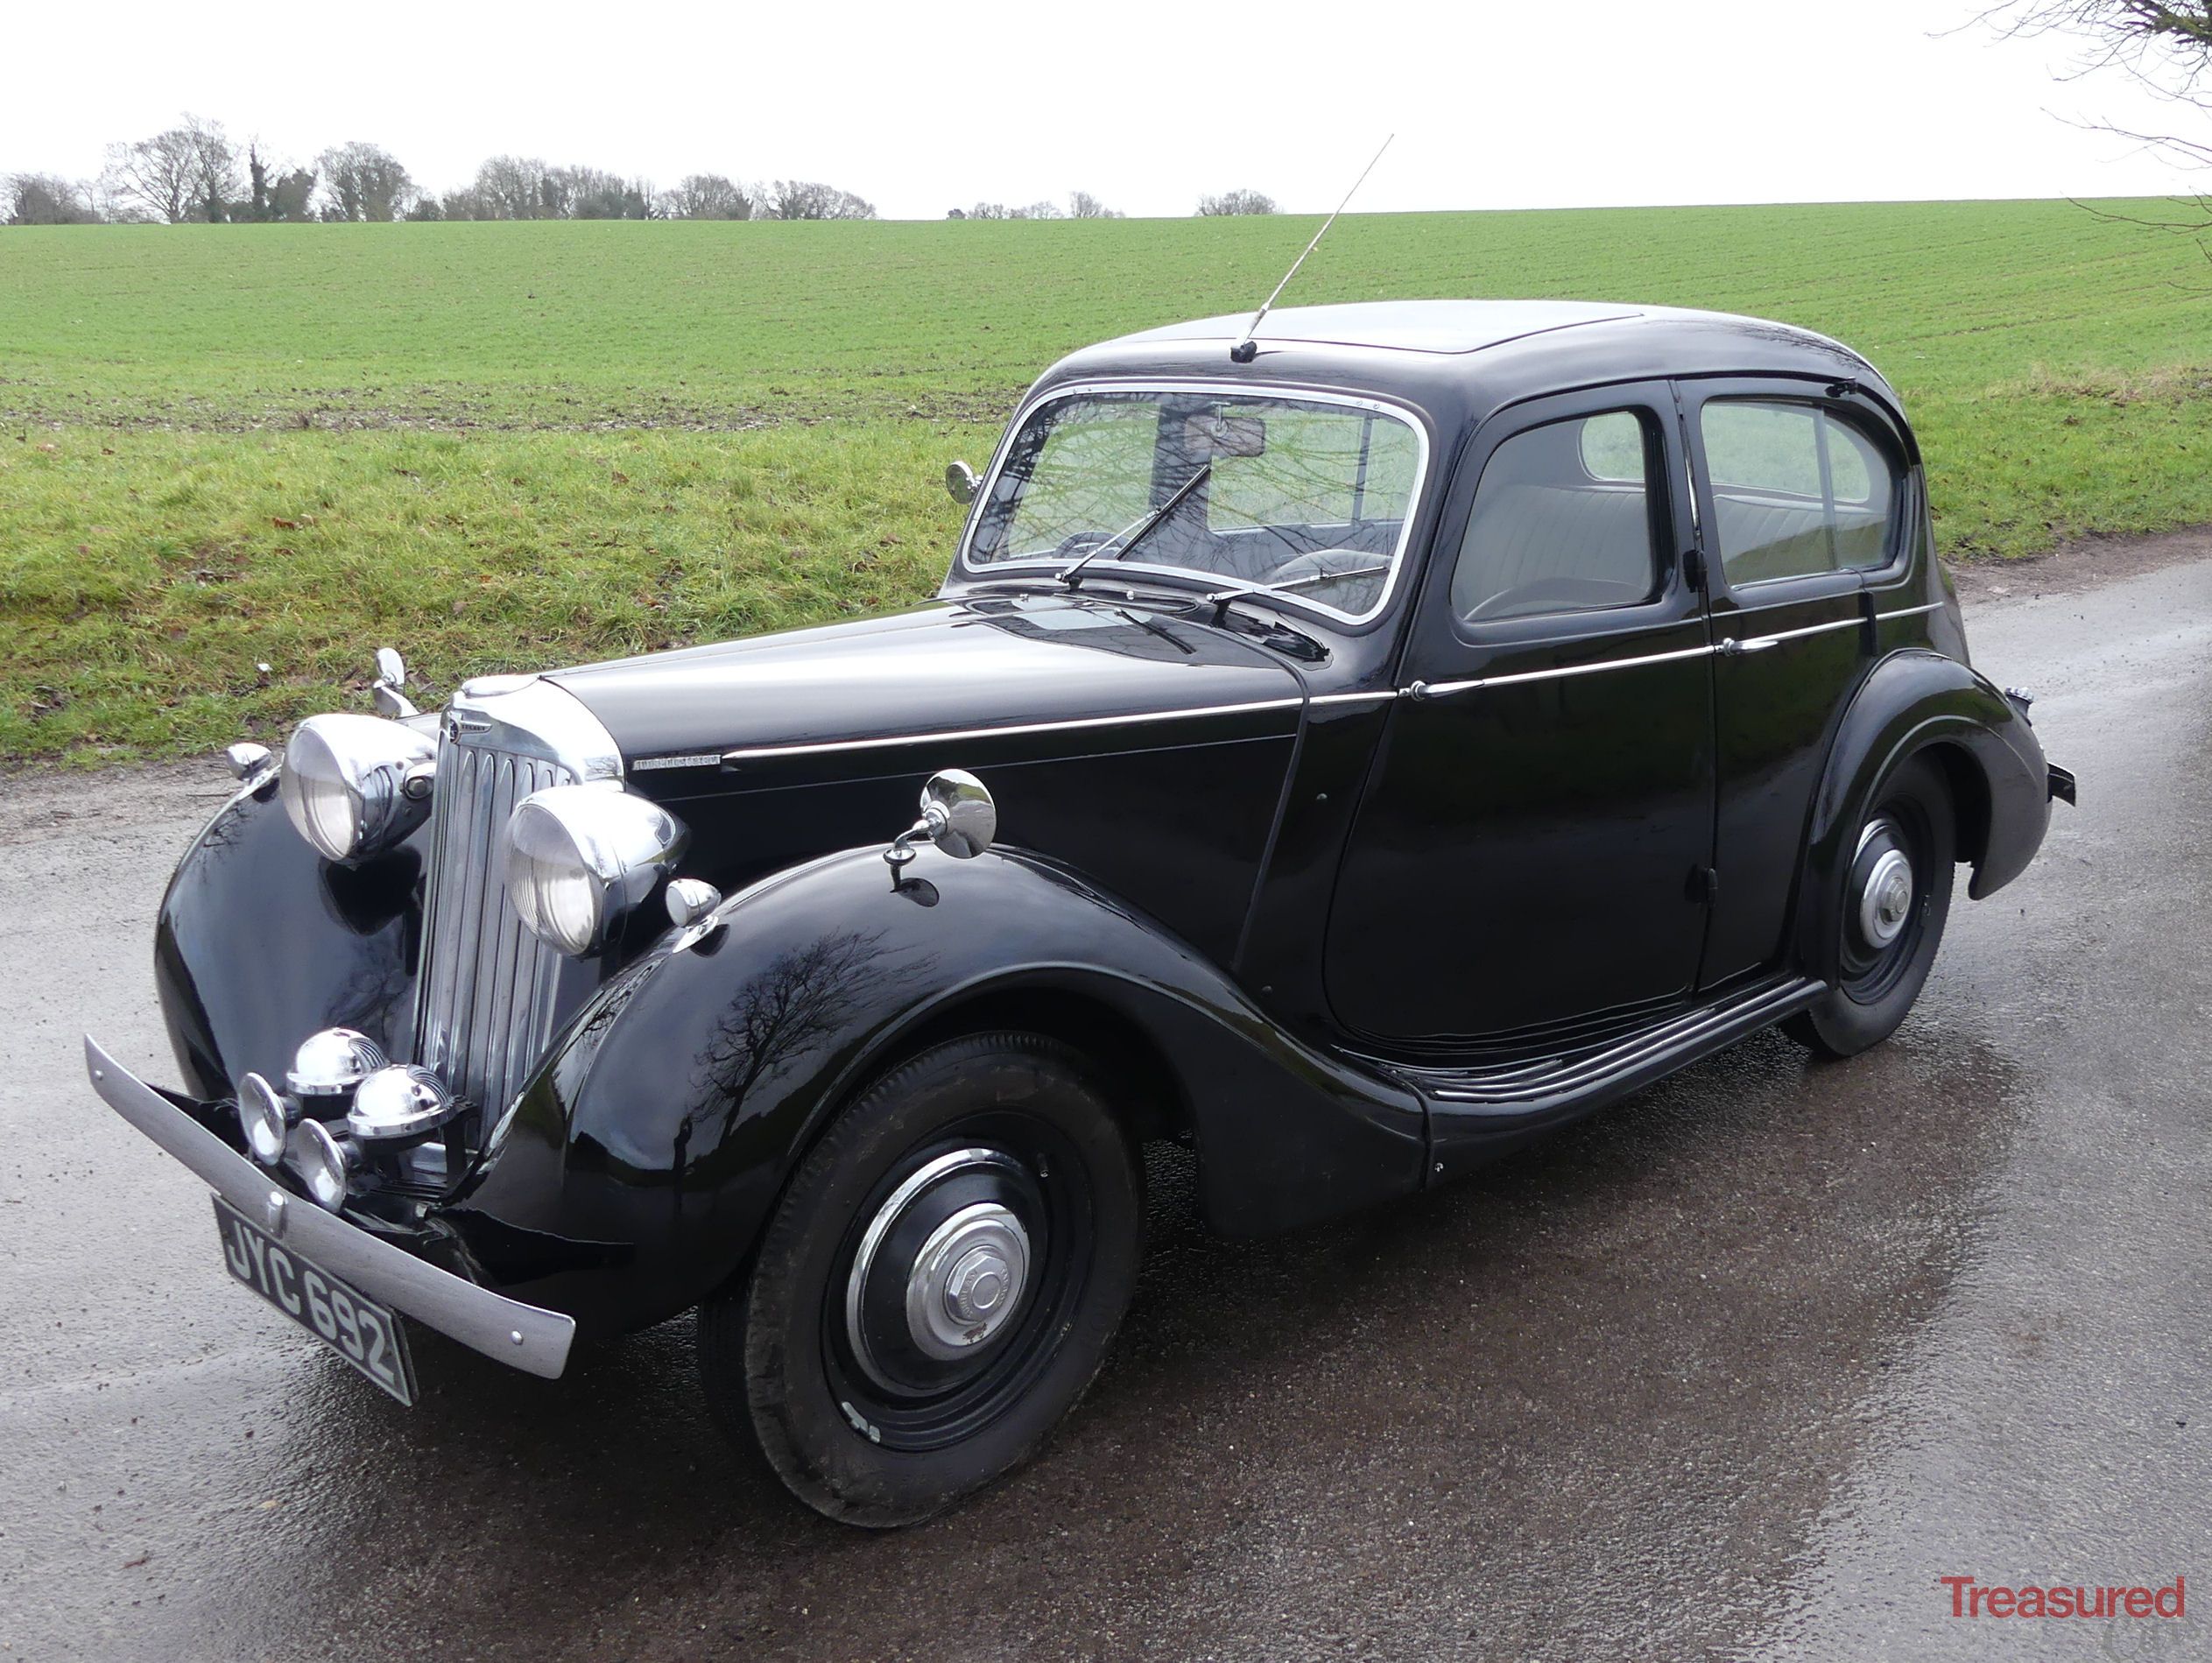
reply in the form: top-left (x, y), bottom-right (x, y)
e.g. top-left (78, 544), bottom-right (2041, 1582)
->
top-left (212, 1196), bottom-right (415, 1404)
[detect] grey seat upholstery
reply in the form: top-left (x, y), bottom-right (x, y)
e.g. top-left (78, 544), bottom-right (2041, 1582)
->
top-left (1451, 484), bottom-right (1655, 619)
top-left (1712, 494), bottom-right (1831, 584)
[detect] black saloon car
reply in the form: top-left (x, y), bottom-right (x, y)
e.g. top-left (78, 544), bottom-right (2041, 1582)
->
top-left (87, 299), bottom-right (2072, 1524)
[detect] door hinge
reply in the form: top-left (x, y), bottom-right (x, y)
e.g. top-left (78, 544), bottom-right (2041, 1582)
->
top-left (1687, 864), bottom-right (1720, 903)
top-left (1683, 547), bottom-right (1706, 591)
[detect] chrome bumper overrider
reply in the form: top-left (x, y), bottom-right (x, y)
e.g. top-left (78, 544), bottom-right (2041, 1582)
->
top-left (82, 1034), bottom-right (574, 1379)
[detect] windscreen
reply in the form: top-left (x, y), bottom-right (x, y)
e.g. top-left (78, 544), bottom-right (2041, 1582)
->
top-left (966, 389), bottom-right (1424, 622)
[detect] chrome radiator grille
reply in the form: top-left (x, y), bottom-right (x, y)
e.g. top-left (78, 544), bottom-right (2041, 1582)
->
top-left (413, 736), bottom-right (573, 1117)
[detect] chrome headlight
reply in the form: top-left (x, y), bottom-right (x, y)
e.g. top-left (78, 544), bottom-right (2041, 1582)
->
top-left (504, 785), bottom-right (687, 956)
top-left (279, 714), bottom-right (435, 863)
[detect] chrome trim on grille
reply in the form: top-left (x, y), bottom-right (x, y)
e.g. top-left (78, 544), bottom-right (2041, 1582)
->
top-left (413, 679), bottom-right (623, 1120)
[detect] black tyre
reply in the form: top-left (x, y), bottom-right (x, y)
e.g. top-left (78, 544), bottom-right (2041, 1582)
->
top-left (1786, 754), bottom-right (1956, 1059)
top-left (699, 1032), bottom-right (1143, 1527)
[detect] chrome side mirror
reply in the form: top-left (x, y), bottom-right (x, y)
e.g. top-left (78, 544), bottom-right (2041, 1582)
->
top-left (885, 769), bottom-right (997, 873)
top-left (945, 461), bottom-right (980, 505)
top-left (371, 647), bottom-right (418, 721)
top-left (225, 742), bottom-right (275, 786)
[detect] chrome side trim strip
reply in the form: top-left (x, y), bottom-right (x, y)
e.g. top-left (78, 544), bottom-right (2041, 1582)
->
top-left (719, 697), bottom-right (1308, 765)
top-left (82, 1037), bottom-right (575, 1378)
top-left (1306, 690), bottom-right (1399, 708)
top-left (1734, 614), bottom-right (1864, 649)
top-left (1408, 641), bottom-right (1716, 701)
top-left (1875, 601), bottom-right (1943, 621)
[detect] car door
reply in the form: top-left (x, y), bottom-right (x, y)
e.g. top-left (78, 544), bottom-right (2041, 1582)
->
top-left (1324, 384), bottom-right (1715, 1046)
top-left (1682, 381), bottom-right (1909, 986)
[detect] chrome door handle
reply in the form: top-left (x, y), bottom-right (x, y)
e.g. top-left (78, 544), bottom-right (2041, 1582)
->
top-left (1717, 636), bottom-right (1779, 657)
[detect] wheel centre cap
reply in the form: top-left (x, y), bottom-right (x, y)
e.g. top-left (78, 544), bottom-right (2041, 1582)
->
top-left (1857, 845), bottom-right (1914, 948)
top-left (905, 1202), bottom-right (1031, 1359)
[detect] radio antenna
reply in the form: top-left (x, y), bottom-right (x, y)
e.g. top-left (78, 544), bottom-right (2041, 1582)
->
top-left (1229, 133), bottom-right (1393, 364)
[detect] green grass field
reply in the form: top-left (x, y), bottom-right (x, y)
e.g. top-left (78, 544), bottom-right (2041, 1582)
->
top-left (4, 200), bottom-right (2210, 764)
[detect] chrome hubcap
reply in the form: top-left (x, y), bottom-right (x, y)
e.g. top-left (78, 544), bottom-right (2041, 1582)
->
top-left (845, 1147), bottom-right (1040, 1394)
top-left (905, 1203), bottom-right (1030, 1359)
top-left (1856, 836), bottom-right (1914, 949)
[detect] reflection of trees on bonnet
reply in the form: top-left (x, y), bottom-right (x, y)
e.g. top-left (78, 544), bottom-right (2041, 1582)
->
top-left (680, 929), bottom-right (925, 1173)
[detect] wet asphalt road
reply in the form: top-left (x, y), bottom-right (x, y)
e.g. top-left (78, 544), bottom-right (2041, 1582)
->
top-left (3, 558), bottom-right (2206, 1663)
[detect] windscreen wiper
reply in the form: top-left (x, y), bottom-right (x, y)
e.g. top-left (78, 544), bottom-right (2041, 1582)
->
top-left (1201, 561), bottom-right (1392, 620)
top-left (1060, 462), bottom-right (1213, 591)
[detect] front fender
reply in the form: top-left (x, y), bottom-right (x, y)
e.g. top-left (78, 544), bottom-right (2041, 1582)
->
top-left (1798, 649), bottom-right (2053, 979)
top-left (155, 777), bottom-right (424, 1101)
top-left (443, 846), bottom-right (1427, 1337)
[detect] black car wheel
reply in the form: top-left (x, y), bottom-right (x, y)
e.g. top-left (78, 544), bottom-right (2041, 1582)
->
top-left (1786, 754), bottom-right (1956, 1059)
top-left (699, 1032), bottom-right (1143, 1526)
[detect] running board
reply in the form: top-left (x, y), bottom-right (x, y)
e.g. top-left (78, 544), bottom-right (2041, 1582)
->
top-left (1348, 975), bottom-right (1825, 1122)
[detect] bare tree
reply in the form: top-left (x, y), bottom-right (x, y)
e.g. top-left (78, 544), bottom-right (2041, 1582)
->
top-left (180, 117), bottom-right (243, 222)
top-left (470, 154), bottom-right (552, 220)
top-left (666, 173), bottom-right (758, 219)
top-left (102, 126), bottom-right (200, 222)
top-left (1067, 190), bottom-right (1124, 219)
top-left (318, 142), bottom-right (415, 222)
top-left (1010, 199), bottom-right (1064, 219)
top-left (1976, 2), bottom-right (2212, 251)
top-left (553, 166), bottom-right (656, 219)
top-left (768, 179), bottom-right (876, 220)
top-left (4, 173), bottom-right (102, 225)
top-left (1196, 188), bottom-right (1278, 215)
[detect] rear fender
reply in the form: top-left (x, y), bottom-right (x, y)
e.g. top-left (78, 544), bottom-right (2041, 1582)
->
top-left (443, 846), bottom-right (1426, 1336)
top-left (1798, 650), bottom-right (2052, 981)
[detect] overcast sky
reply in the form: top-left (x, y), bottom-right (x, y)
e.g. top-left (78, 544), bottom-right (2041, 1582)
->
top-left (6, 0), bottom-right (2203, 218)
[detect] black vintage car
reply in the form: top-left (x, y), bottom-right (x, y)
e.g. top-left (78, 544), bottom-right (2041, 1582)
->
top-left (88, 299), bottom-right (2072, 1525)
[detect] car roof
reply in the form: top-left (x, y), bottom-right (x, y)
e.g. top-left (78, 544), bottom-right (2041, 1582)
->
top-left (1034, 299), bottom-right (1906, 448)
top-left (1115, 299), bottom-right (1649, 356)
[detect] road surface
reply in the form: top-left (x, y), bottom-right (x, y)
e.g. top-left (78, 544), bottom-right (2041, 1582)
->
top-left (2, 554), bottom-right (2203, 1660)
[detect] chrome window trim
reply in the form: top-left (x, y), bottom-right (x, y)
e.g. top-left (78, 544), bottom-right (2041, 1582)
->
top-left (954, 378), bottom-right (1435, 628)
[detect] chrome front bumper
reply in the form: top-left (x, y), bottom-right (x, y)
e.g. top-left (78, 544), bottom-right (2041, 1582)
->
top-left (82, 1034), bottom-right (574, 1379)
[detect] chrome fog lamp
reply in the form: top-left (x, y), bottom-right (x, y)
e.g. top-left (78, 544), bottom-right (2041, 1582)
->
top-left (296, 1118), bottom-right (358, 1211)
top-left (504, 786), bottom-right (687, 957)
top-left (286, 1027), bottom-right (386, 1117)
top-left (347, 1064), bottom-right (462, 1145)
top-left (236, 1072), bottom-right (296, 1166)
top-left (279, 714), bottom-right (436, 863)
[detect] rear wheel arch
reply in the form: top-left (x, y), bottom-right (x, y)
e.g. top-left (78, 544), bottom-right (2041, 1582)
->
top-left (1919, 739), bottom-right (1990, 870)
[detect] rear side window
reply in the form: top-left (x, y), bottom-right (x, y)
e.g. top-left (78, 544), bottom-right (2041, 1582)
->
top-left (1700, 400), bottom-right (1898, 584)
top-left (1450, 409), bottom-right (1665, 622)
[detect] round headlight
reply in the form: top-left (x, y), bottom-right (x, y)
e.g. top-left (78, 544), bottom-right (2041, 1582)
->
top-left (236, 1072), bottom-right (294, 1166)
top-left (296, 1117), bottom-right (358, 1211)
top-left (347, 1064), bottom-right (461, 1144)
top-left (505, 785), bottom-right (687, 956)
top-left (279, 713), bottom-right (435, 863)
top-left (286, 1026), bottom-right (387, 1110)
